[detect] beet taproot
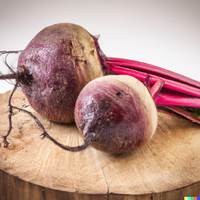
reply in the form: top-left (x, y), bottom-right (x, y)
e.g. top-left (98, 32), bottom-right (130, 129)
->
top-left (74, 75), bottom-right (158, 153)
top-left (17, 23), bottom-right (104, 123)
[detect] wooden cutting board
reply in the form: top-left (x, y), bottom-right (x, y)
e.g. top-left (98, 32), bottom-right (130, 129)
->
top-left (0, 90), bottom-right (200, 199)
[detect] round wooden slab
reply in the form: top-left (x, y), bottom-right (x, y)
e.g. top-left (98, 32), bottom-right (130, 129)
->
top-left (0, 90), bottom-right (200, 195)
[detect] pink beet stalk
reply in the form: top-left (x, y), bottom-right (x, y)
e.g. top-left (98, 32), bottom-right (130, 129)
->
top-left (106, 64), bottom-right (200, 99)
top-left (154, 92), bottom-right (200, 107)
top-left (105, 58), bottom-right (200, 89)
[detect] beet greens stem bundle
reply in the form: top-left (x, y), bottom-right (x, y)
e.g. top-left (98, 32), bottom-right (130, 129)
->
top-left (103, 58), bottom-right (200, 124)
top-left (0, 23), bottom-right (200, 153)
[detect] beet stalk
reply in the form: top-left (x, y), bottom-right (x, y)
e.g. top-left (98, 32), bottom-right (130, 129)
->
top-left (105, 57), bottom-right (200, 89)
top-left (105, 63), bottom-right (200, 98)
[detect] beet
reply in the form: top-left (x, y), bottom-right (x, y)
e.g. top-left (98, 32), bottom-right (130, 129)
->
top-left (1, 24), bottom-right (157, 152)
top-left (17, 23), bottom-right (104, 123)
top-left (74, 75), bottom-right (157, 153)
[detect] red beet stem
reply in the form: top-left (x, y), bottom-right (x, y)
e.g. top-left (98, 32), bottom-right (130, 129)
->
top-left (106, 64), bottom-right (200, 98)
top-left (154, 92), bottom-right (200, 107)
top-left (105, 58), bottom-right (200, 89)
top-left (149, 80), bottom-right (164, 99)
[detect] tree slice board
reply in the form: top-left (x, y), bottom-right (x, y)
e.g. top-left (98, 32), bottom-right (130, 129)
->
top-left (1, 169), bottom-right (200, 200)
top-left (0, 90), bottom-right (200, 195)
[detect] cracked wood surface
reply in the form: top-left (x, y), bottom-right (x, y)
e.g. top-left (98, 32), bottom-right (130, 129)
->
top-left (0, 90), bottom-right (200, 196)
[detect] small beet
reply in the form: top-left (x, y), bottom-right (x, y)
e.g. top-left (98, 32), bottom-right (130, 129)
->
top-left (75, 75), bottom-right (157, 153)
top-left (17, 23), bottom-right (104, 123)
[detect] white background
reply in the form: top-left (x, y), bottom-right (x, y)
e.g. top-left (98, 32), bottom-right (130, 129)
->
top-left (0, 0), bottom-right (200, 93)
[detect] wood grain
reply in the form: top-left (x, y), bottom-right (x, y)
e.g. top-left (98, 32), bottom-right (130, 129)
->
top-left (0, 90), bottom-right (200, 198)
top-left (1, 170), bottom-right (200, 200)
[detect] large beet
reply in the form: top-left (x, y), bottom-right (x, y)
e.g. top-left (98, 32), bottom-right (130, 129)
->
top-left (17, 23), bottom-right (104, 123)
top-left (75, 75), bottom-right (157, 153)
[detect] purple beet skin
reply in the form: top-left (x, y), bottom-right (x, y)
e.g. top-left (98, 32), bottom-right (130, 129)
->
top-left (75, 75), bottom-right (157, 153)
top-left (17, 23), bottom-right (103, 123)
